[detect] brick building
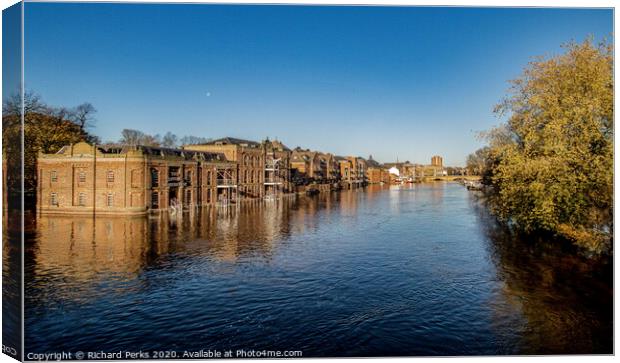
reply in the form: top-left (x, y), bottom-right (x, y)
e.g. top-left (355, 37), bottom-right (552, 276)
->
top-left (184, 137), bottom-right (266, 200)
top-left (262, 138), bottom-right (293, 197)
top-left (290, 148), bottom-right (321, 181)
top-left (37, 137), bottom-right (374, 215)
top-left (365, 156), bottom-right (390, 184)
top-left (37, 142), bottom-right (236, 215)
top-left (318, 153), bottom-right (340, 182)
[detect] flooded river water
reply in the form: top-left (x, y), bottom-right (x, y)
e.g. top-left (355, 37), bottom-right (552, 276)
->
top-left (10, 183), bottom-right (612, 356)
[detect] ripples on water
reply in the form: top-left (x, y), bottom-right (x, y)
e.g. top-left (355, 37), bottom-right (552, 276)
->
top-left (14, 183), bottom-right (611, 356)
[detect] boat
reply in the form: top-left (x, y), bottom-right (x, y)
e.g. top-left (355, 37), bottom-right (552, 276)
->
top-left (465, 180), bottom-right (483, 191)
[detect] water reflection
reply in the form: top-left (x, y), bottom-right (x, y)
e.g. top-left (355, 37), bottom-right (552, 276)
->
top-left (22, 184), bottom-right (612, 355)
top-left (470, 195), bottom-right (613, 354)
top-left (2, 207), bottom-right (22, 358)
top-left (29, 196), bottom-right (328, 276)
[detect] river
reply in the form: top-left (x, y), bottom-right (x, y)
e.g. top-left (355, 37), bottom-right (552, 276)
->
top-left (10, 182), bottom-right (612, 356)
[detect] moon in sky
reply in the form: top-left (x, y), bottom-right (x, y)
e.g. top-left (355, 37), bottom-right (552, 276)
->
top-left (206, 92), bottom-right (211, 97)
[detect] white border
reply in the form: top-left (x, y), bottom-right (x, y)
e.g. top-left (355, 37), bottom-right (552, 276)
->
top-left (0, 2), bottom-right (616, 363)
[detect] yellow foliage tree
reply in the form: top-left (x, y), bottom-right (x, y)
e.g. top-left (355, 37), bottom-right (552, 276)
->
top-left (2, 93), bottom-right (98, 204)
top-left (484, 38), bottom-right (613, 253)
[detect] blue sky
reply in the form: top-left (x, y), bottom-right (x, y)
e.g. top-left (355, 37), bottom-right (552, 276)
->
top-left (23, 4), bottom-right (612, 166)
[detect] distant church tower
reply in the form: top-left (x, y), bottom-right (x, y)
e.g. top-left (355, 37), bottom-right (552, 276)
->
top-left (431, 155), bottom-right (443, 167)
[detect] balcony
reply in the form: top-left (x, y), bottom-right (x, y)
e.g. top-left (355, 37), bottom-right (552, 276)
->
top-left (216, 179), bottom-right (237, 188)
top-left (264, 178), bottom-right (283, 185)
top-left (167, 176), bottom-right (182, 187)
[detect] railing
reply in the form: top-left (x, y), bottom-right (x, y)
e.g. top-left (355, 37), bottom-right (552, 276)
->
top-left (216, 179), bottom-right (236, 187)
top-left (264, 178), bottom-right (282, 184)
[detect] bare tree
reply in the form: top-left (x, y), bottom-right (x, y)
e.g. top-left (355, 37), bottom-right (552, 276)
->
top-left (161, 132), bottom-right (178, 148)
top-left (119, 129), bottom-right (145, 146)
top-left (119, 129), bottom-right (162, 146)
top-left (2, 91), bottom-right (46, 116)
top-left (179, 135), bottom-right (210, 145)
top-left (70, 102), bottom-right (97, 130)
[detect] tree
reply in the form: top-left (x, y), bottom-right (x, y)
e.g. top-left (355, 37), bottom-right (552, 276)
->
top-left (482, 38), bottom-right (613, 253)
top-left (69, 102), bottom-right (97, 130)
top-left (119, 129), bottom-right (145, 146)
top-left (466, 147), bottom-right (490, 176)
top-left (161, 132), bottom-right (178, 148)
top-left (2, 91), bottom-right (46, 116)
top-left (179, 135), bottom-right (210, 145)
top-left (118, 129), bottom-right (162, 146)
top-left (2, 92), bottom-right (98, 201)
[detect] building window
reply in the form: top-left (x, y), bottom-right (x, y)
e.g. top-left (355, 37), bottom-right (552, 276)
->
top-left (78, 192), bottom-right (86, 206)
top-left (78, 171), bottom-right (86, 183)
top-left (107, 170), bottom-right (115, 183)
top-left (151, 168), bottom-right (159, 187)
top-left (107, 193), bottom-right (114, 207)
top-left (50, 171), bottom-right (58, 182)
top-left (50, 193), bottom-right (58, 206)
top-left (185, 189), bottom-right (192, 205)
top-left (151, 192), bottom-right (159, 208)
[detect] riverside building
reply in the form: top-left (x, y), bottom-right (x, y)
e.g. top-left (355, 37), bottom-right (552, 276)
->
top-left (36, 142), bottom-right (236, 215)
top-left (37, 137), bottom-right (378, 215)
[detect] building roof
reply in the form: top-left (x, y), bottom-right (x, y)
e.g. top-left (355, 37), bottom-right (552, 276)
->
top-left (131, 145), bottom-right (227, 161)
top-left (292, 149), bottom-right (317, 160)
top-left (54, 142), bottom-right (229, 162)
top-left (317, 153), bottom-right (333, 162)
top-left (365, 158), bottom-right (382, 168)
top-left (263, 138), bottom-right (291, 152)
top-left (291, 151), bottom-right (312, 162)
top-left (202, 137), bottom-right (261, 148)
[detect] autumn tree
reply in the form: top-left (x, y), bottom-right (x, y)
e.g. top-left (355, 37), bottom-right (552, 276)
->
top-left (482, 38), bottom-right (613, 253)
top-left (466, 147), bottom-right (491, 176)
top-left (2, 92), bottom-right (99, 202)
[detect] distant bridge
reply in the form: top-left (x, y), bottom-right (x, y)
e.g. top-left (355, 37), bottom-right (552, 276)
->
top-left (418, 175), bottom-right (481, 182)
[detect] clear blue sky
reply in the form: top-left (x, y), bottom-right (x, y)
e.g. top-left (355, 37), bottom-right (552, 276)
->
top-left (23, 4), bottom-right (612, 166)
